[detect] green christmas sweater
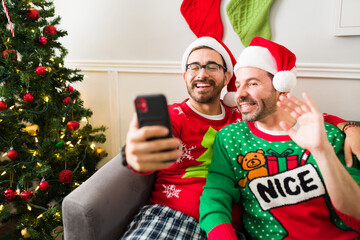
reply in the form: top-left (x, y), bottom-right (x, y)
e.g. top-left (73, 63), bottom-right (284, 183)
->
top-left (200, 121), bottom-right (360, 240)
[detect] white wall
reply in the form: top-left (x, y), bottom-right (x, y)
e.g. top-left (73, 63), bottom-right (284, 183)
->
top-left (53, 0), bottom-right (360, 163)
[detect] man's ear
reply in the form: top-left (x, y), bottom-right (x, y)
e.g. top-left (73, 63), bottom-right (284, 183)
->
top-left (277, 91), bottom-right (288, 100)
top-left (183, 72), bottom-right (187, 84)
top-left (224, 71), bottom-right (231, 86)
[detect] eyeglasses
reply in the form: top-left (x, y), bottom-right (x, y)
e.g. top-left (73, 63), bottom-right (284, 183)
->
top-left (186, 62), bottom-right (226, 75)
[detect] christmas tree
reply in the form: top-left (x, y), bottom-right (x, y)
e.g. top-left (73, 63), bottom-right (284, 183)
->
top-left (0, 0), bottom-right (106, 239)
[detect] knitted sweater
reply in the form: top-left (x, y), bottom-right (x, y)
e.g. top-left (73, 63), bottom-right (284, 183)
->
top-left (200, 121), bottom-right (360, 240)
top-left (149, 99), bottom-right (242, 220)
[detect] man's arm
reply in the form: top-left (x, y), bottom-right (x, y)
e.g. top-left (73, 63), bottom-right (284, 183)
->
top-left (124, 114), bottom-right (182, 173)
top-left (278, 93), bottom-right (360, 221)
top-left (342, 122), bottom-right (360, 167)
top-left (323, 115), bottom-right (360, 166)
top-left (200, 133), bottom-right (240, 240)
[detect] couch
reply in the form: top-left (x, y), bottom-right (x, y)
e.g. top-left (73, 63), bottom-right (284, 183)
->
top-left (62, 153), bottom-right (155, 240)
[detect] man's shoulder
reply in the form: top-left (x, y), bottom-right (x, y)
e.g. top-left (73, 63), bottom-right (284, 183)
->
top-left (168, 99), bottom-right (187, 108)
top-left (324, 122), bottom-right (345, 141)
top-left (168, 99), bottom-right (188, 114)
top-left (218, 121), bottom-right (248, 134)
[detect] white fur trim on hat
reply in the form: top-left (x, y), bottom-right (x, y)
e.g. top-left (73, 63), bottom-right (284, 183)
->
top-left (234, 46), bottom-right (298, 92)
top-left (181, 37), bottom-right (233, 77)
top-left (234, 46), bottom-right (277, 76)
top-left (273, 70), bottom-right (297, 92)
top-left (223, 91), bottom-right (236, 107)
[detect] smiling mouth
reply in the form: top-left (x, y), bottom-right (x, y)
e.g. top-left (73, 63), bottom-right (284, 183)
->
top-left (240, 103), bottom-right (255, 107)
top-left (239, 102), bottom-right (257, 112)
top-left (192, 80), bottom-right (214, 89)
top-left (195, 82), bottom-right (211, 88)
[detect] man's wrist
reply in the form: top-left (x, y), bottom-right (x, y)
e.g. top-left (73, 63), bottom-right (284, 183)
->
top-left (342, 121), bottom-right (360, 134)
top-left (311, 142), bottom-right (336, 164)
top-left (120, 145), bottom-right (153, 175)
top-left (120, 145), bottom-right (128, 167)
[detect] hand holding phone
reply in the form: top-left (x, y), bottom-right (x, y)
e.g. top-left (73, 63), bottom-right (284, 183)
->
top-left (126, 94), bottom-right (180, 170)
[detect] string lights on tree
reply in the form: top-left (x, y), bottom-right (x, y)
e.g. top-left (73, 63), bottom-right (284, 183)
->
top-left (0, 0), bottom-right (107, 238)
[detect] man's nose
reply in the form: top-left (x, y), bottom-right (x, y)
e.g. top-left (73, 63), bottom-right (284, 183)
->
top-left (196, 67), bottom-right (209, 78)
top-left (236, 85), bottom-right (248, 98)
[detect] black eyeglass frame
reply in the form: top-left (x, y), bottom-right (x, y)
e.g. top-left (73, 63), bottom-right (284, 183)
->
top-left (185, 62), bottom-right (227, 73)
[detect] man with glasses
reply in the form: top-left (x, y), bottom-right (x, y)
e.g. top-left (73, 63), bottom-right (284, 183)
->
top-left (122, 35), bottom-right (245, 239)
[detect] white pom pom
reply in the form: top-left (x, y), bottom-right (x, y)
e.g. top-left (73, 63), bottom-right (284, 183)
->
top-left (273, 71), bottom-right (297, 92)
top-left (223, 92), bottom-right (237, 107)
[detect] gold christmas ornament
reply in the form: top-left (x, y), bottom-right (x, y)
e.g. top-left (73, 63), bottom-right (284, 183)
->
top-left (25, 124), bottom-right (39, 136)
top-left (21, 228), bottom-right (31, 238)
top-left (94, 147), bottom-right (106, 158)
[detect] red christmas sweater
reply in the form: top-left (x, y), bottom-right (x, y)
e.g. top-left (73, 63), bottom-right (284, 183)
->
top-left (149, 99), bottom-right (242, 220)
top-left (147, 99), bottom-right (345, 221)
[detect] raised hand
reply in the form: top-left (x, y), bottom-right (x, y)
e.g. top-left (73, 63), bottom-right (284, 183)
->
top-left (277, 93), bottom-right (330, 153)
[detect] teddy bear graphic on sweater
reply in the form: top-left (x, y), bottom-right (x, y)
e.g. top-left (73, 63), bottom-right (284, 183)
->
top-left (238, 149), bottom-right (268, 188)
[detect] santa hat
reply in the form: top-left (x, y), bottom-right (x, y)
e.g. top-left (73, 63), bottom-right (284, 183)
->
top-left (234, 36), bottom-right (297, 92)
top-left (181, 34), bottom-right (237, 107)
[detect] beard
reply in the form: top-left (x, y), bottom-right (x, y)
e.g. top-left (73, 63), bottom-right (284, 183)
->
top-left (186, 78), bottom-right (225, 104)
top-left (238, 93), bottom-right (278, 122)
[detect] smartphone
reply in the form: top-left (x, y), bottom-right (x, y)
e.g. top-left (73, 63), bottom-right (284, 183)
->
top-left (134, 94), bottom-right (173, 140)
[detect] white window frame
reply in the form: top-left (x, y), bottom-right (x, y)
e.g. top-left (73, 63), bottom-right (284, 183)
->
top-left (334, 0), bottom-right (360, 36)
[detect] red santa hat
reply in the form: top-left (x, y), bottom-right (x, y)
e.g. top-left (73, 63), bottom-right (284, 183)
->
top-left (181, 34), bottom-right (237, 107)
top-left (234, 36), bottom-right (297, 92)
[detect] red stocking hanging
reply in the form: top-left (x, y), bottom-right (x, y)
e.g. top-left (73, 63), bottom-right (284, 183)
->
top-left (181, 0), bottom-right (223, 40)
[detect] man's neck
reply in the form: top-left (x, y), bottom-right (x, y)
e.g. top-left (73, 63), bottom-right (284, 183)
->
top-left (189, 98), bottom-right (222, 115)
top-left (255, 108), bottom-right (296, 131)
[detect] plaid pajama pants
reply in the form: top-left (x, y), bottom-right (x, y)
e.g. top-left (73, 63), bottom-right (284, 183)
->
top-left (122, 204), bottom-right (207, 240)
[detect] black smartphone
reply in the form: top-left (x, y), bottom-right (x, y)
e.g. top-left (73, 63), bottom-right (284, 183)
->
top-left (134, 94), bottom-right (173, 140)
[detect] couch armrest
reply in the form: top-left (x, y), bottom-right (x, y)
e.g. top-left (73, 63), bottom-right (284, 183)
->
top-left (62, 153), bottom-right (155, 240)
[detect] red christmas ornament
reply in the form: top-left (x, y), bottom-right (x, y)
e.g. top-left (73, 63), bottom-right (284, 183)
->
top-left (2, 49), bottom-right (17, 61)
top-left (62, 97), bottom-right (71, 105)
top-left (39, 180), bottom-right (49, 191)
top-left (4, 188), bottom-right (16, 201)
top-left (0, 100), bottom-right (7, 110)
top-left (20, 190), bottom-right (33, 201)
top-left (38, 36), bottom-right (47, 45)
top-left (23, 92), bottom-right (34, 102)
top-left (35, 66), bottom-right (46, 75)
top-left (67, 121), bottom-right (80, 131)
top-left (26, 7), bottom-right (40, 21)
top-left (44, 25), bottom-right (57, 35)
top-left (66, 85), bottom-right (74, 93)
top-left (7, 149), bottom-right (18, 160)
top-left (59, 170), bottom-right (73, 183)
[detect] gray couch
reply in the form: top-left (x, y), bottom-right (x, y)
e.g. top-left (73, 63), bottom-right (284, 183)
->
top-left (62, 153), bottom-right (155, 240)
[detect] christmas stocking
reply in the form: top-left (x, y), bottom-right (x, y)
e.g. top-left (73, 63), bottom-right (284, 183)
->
top-left (181, 0), bottom-right (223, 39)
top-left (226, 0), bottom-right (274, 47)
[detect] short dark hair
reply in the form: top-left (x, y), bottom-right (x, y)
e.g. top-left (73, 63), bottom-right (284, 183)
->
top-left (267, 72), bottom-right (274, 80)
